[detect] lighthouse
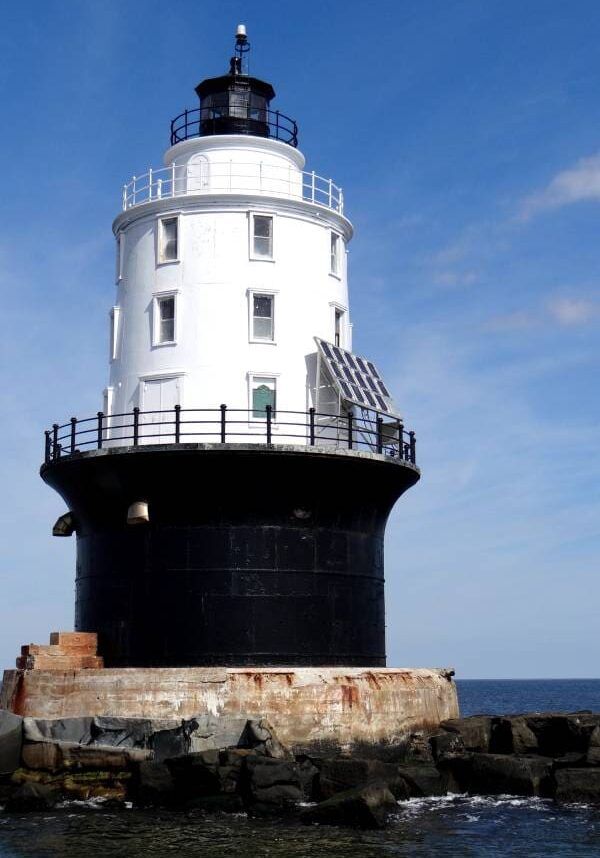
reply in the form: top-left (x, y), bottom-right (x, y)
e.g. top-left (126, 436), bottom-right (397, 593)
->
top-left (40, 26), bottom-right (420, 669)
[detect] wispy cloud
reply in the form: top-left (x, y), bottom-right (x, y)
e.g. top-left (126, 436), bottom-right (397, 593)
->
top-left (519, 152), bottom-right (600, 220)
top-left (547, 297), bottom-right (597, 325)
top-left (486, 296), bottom-right (598, 332)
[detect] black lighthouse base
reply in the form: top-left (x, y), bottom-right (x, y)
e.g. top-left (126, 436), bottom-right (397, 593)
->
top-left (41, 444), bottom-right (419, 668)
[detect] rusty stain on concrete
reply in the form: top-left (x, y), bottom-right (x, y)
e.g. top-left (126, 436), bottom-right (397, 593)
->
top-left (0, 667), bottom-right (458, 752)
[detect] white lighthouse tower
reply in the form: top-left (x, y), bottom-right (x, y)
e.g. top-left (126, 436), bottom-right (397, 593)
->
top-left (109, 25), bottom-right (352, 436)
top-left (42, 26), bottom-right (420, 669)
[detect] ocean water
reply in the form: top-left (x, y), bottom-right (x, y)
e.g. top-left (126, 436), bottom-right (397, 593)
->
top-left (1, 679), bottom-right (599, 858)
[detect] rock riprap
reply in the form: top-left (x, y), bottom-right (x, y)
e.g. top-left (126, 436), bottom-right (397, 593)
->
top-left (1, 710), bottom-right (600, 827)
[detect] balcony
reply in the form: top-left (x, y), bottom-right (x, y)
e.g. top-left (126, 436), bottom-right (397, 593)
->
top-left (170, 106), bottom-right (298, 147)
top-left (44, 406), bottom-right (417, 466)
top-left (121, 162), bottom-right (344, 214)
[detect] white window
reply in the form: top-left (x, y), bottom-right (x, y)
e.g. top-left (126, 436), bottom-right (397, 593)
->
top-left (109, 306), bottom-right (120, 361)
top-left (334, 308), bottom-right (343, 347)
top-left (251, 293), bottom-right (275, 341)
top-left (330, 232), bottom-right (341, 275)
top-left (250, 375), bottom-right (277, 419)
top-left (115, 233), bottom-right (124, 283)
top-left (153, 294), bottom-right (177, 345)
top-left (158, 216), bottom-right (179, 263)
top-left (250, 214), bottom-right (273, 259)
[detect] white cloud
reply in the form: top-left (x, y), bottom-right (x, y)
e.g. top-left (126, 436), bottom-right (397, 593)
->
top-left (520, 152), bottom-right (600, 220)
top-left (547, 297), bottom-right (596, 325)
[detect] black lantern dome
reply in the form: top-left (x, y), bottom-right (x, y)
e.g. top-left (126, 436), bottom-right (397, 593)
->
top-left (170, 25), bottom-right (298, 147)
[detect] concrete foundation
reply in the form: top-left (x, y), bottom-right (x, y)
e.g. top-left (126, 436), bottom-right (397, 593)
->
top-left (1, 667), bottom-right (458, 754)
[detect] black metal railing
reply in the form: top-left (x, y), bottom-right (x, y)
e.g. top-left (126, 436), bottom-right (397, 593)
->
top-left (170, 107), bottom-right (298, 147)
top-left (44, 407), bottom-right (417, 466)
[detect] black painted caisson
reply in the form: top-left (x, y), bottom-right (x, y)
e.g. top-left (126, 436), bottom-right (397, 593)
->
top-left (41, 444), bottom-right (418, 668)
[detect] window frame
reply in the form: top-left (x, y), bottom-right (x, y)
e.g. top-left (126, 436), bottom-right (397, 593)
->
top-left (109, 306), bottom-right (121, 361)
top-left (248, 288), bottom-right (279, 344)
top-left (329, 302), bottom-right (348, 349)
top-left (330, 231), bottom-right (342, 277)
top-left (247, 372), bottom-right (279, 421)
top-left (157, 214), bottom-right (180, 266)
top-left (249, 212), bottom-right (275, 262)
top-left (152, 290), bottom-right (179, 347)
top-left (115, 232), bottom-right (125, 284)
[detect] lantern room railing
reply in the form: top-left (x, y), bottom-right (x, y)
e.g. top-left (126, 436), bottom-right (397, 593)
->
top-left (43, 407), bottom-right (417, 466)
top-left (121, 162), bottom-right (344, 214)
top-left (170, 106), bottom-right (298, 147)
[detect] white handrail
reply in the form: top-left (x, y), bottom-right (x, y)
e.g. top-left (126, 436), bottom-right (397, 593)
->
top-left (121, 162), bottom-right (344, 214)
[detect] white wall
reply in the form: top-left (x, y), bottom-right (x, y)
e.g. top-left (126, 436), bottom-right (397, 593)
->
top-left (108, 135), bottom-right (353, 442)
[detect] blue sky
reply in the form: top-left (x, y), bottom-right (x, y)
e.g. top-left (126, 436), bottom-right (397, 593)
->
top-left (1, 1), bottom-right (599, 678)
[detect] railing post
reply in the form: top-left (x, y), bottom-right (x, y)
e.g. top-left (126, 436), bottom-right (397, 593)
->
top-left (376, 416), bottom-right (383, 454)
top-left (70, 417), bottom-right (77, 454)
top-left (347, 411), bottom-right (353, 449)
top-left (148, 167), bottom-right (153, 201)
top-left (309, 407), bottom-right (315, 445)
top-left (409, 431), bottom-right (416, 464)
top-left (174, 404), bottom-right (181, 443)
top-left (339, 188), bottom-right (344, 214)
top-left (122, 184), bottom-right (127, 211)
top-left (266, 404), bottom-right (272, 445)
top-left (171, 162), bottom-right (175, 197)
top-left (133, 407), bottom-right (139, 447)
top-left (52, 424), bottom-right (59, 460)
top-left (45, 430), bottom-right (51, 464)
top-left (97, 412), bottom-right (104, 450)
top-left (275, 110), bottom-right (280, 140)
top-left (328, 178), bottom-right (332, 208)
top-left (398, 421), bottom-right (404, 459)
top-left (132, 176), bottom-right (136, 206)
top-left (220, 404), bottom-right (227, 443)
top-left (157, 178), bottom-right (162, 199)
top-left (311, 170), bottom-right (316, 204)
top-left (184, 108), bottom-right (188, 139)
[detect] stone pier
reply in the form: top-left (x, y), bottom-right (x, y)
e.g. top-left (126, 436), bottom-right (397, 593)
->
top-left (0, 666), bottom-right (458, 755)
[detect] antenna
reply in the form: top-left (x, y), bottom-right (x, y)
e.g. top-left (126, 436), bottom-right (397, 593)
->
top-left (230, 23), bottom-right (250, 76)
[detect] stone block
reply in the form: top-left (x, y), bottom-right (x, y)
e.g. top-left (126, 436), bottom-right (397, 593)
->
top-left (245, 755), bottom-right (300, 790)
top-left (21, 739), bottom-right (152, 771)
top-left (5, 781), bottom-right (58, 811)
top-left (21, 741), bottom-right (62, 770)
top-left (467, 753), bottom-right (554, 797)
top-left (91, 716), bottom-right (158, 748)
top-left (490, 717), bottom-right (539, 755)
top-left (525, 713), bottom-right (599, 756)
top-left (49, 632), bottom-right (98, 649)
top-left (250, 783), bottom-right (303, 812)
top-left (18, 654), bottom-right (104, 671)
top-left (554, 768), bottom-right (600, 803)
top-left (24, 717), bottom-right (93, 745)
top-left (394, 764), bottom-right (447, 797)
top-left (300, 782), bottom-right (397, 829)
top-left (134, 760), bottom-right (175, 807)
top-left (189, 714), bottom-right (252, 754)
top-left (430, 731), bottom-right (466, 761)
top-left (441, 716), bottom-right (492, 752)
top-left (316, 757), bottom-right (399, 800)
top-left (0, 710), bottom-right (23, 775)
top-left (167, 752), bottom-right (222, 797)
top-left (239, 718), bottom-right (293, 759)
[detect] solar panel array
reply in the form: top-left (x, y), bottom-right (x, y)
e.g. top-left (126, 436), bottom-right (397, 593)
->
top-left (315, 338), bottom-right (400, 418)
